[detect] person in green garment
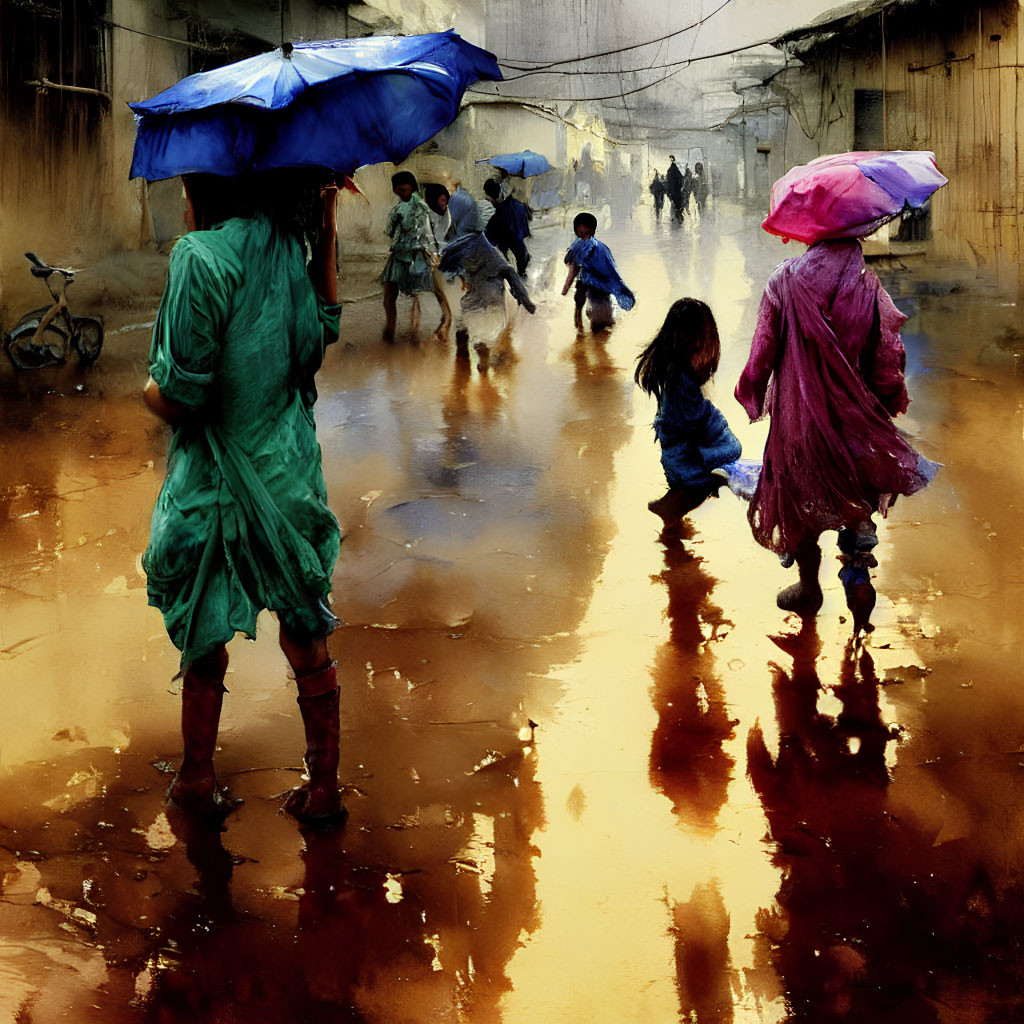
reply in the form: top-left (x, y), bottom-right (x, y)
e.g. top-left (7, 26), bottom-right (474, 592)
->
top-left (142, 171), bottom-right (347, 826)
top-left (381, 169), bottom-right (451, 342)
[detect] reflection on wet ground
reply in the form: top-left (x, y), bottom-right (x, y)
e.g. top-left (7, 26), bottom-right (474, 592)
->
top-left (1, 203), bottom-right (1023, 1021)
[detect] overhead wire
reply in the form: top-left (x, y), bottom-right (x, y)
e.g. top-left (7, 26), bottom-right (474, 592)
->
top-left (496, 0), bottom-right (735, 70)
top-left (473, 34), bottom-right (795, 102)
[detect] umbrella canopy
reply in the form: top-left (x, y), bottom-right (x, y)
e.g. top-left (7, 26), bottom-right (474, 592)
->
top-left (762, 150), bottom-right (948, 245)
top-left (130, 31), bottom-right (501, 180)
top-left (476, 150), bottom-right (553, 177)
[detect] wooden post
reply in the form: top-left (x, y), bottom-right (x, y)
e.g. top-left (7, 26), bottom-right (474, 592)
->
top-left (881, 9), bottom-right (888, 149)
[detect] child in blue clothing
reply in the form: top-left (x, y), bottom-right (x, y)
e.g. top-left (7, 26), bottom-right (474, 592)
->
top-left (561, 212), bottom-right (635, 330)
top-left (635, 298), bottom-right (743, 525)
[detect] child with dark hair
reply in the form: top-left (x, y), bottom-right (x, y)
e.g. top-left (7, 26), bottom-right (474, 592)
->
top-left (483, 178), bottom-right (532, 275)
top-left (635, 298), bottom-right (742, 525)
top-left (561, 212), bottom-right (635, 330)
top-left (381, 170), bottom-right (450, 341)
top-left (423, 183), bottom-right (454, 248)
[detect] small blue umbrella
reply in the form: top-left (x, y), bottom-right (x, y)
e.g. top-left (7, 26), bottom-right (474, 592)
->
top-left (130, 31), bottom-right (501, 180)
top-left (477, 150), bottom-right (553, 178)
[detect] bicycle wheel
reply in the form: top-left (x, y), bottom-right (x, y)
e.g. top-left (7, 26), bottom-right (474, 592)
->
top-left (72, 317), bottom-right (104, 366)
top-left (4, 321), bottom-right (67, 370)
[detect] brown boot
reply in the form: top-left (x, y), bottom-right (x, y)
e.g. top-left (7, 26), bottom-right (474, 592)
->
top-left (777, 541), bottom-right (823, 615)
top-left (167, 649), bottom-right (241, 818)
top-left (284, 662), bottom-right (348, 828)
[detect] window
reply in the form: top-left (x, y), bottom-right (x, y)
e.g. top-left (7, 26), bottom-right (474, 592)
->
top-left (1, 0), bottom-right (109, 116)
top-left (853, 89), bottom-right (884, 150)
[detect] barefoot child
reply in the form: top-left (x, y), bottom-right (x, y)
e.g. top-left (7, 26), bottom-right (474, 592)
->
top-left (561, 212), bottom-right (635, 330)
top-left (381, 171), bottom-right (451, 341)
top-left (635, 298), bottom-right (742, 525)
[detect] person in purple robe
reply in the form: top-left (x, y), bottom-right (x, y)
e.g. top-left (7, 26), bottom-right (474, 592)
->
top-left (735, 238), bottom-right (939, 631)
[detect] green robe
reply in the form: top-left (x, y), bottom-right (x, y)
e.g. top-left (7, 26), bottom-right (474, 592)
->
top-left (380, 192), bottom-right (434, 294)
top-left (143, 215), bottom-right (341, 666)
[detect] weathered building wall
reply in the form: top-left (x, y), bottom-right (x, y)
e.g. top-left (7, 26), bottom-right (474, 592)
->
top-left (0, 3), bottom-right (184, 315)
top-left (341, 98), bottom-right (648, 257)
top-left (0, 0), bottom-right (357, 318)
top-left (774, 0), bottom-right (1024, 290)
top-left (0, 0), bottom-right (640, 319)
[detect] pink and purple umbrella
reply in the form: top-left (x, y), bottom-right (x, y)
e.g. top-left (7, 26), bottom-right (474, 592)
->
top-left (762, 150), bottom-right (948, 246)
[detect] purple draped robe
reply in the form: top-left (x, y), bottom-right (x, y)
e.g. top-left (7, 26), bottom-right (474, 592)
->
top-left (736, 239), bottom-right (937, 554)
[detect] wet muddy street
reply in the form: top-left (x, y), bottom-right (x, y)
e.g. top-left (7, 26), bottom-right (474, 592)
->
top-left (1, 203), bottom-right (1023, 1023)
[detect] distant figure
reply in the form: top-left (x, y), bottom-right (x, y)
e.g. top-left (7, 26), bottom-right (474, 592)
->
top-left (482, 177), bottom-right (531, 276)
top-left (381, 171), bottom-right (450, 342)
top-left (649, 170), bottom-right (667, 217)
top-left (496, 167), bottom-right (512, 199)
top-left (635, 298), bottom-right (742, 526)
top-left (693, 162), bottom-right (710, 213)
top-left (736, 238), bottom-right (940, 631)
top-left (561, 212), bottom-right (635, 331)
top-left (681, 165), bottom-right (694, 217)
top-left (665, 156), bottom-right (684, 222)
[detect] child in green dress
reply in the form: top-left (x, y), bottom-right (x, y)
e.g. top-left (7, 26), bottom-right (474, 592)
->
top-left (382, 170), bottom-right (451, 342)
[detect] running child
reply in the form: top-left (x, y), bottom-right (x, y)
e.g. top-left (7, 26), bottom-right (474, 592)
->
top-left (635, 298), bottom-right (742, 525)
top-left (381, 171), bottom-right (450, 342)
top-left (561, 212), bottom-right (635, 330)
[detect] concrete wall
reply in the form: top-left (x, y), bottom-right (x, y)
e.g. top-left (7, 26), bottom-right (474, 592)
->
top-left (773, 0), bottom-right (1024, 290)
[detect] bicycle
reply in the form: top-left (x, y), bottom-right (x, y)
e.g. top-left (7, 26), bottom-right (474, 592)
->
top-left (4, 252), bottom-right (104, 370)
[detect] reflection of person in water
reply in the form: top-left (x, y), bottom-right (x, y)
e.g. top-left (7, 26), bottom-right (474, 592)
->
top-left (647, 523), bottom-right (738, 1020)
top-left (430, 356), bottom-right (501, 488)
top-left (128, 747), bottom-right (544, 1019)
top-left (748, 624), bottom-right (1005, 1021)
top-left (648, 526), bottom-right (736, 827)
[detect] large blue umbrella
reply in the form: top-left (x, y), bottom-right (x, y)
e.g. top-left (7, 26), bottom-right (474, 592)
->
top-left (130, 31), bottom-right (501, 180)
top-left (476, 150), bottom-right (553, 178)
